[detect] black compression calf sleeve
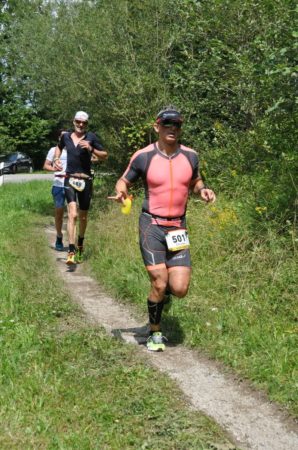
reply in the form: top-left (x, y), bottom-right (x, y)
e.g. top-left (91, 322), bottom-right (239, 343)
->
top-left (78, 236), bottom-right (85, 247)
top-left (147, 299), bottom-right (164, 325)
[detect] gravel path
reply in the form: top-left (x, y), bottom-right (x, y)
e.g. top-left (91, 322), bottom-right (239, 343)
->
top-left (46, 226), bottom-right (298, 450)
top-left (3, 173), bottom-right (53, 183)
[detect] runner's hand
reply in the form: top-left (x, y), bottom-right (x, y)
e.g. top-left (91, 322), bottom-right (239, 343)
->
top-left (53, 159), bottom-right (63, 171)
top-left (200, 188), bottom-right (216, 203)
top-left (107, 191), bottom-right (127, 204)
top-left (80, 140), bottom-right (93, 152)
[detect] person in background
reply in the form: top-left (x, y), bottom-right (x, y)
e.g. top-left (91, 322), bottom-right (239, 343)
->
top-left (43, 131), bottom-right (67, 251)
top-left (109, 106), bottom-right (216, 351)
top-left (54, 111), bottom-right (108, 265)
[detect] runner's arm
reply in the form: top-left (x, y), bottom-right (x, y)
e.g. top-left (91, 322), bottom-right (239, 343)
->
top-left (193, 179), bottom-right (216, 203)
top-left (108, 178), bottom-right (129, 203)
top-left (83, 133), bottom-right (108, 160)
top-left (92, 148), bottom-right (108, 160)
top-left (43, 148), bottom-right (56, 172)
top-left (79, 139), bottom-right (108, 160)
top-left (43, 158), bottom-right (56, 172)
top-left (108, 151), bottom-right (142, 203)
top-left (53, 146), bottom-right (63, 170)
top-left (116, 178), bottom-right (129, 196)
top-left (92, 134), bottom-right (108, 160)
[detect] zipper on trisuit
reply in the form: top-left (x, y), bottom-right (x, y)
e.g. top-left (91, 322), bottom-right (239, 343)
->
top-left (168, 158), bottom-right (174, 217)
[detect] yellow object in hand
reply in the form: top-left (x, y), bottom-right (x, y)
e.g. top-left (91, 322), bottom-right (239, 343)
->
top-left (121, 197), bottom-right (132, 215)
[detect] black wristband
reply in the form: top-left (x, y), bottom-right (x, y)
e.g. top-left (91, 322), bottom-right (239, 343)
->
top-left (198, 185), bottom-right (208, 193)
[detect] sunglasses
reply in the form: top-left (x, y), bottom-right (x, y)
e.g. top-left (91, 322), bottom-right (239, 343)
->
top-left (160, 120), bottom-right (182, 129)
top-left (75, 120), bottom-right (88, 125)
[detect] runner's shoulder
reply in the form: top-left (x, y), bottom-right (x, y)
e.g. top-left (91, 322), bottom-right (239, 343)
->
top-left (180, 144), bottom-right (198, 155)
top-left (130, 143), bottom-right (156, 162)
top-left (46, 147), bottom-right (56, 160)
top-left (180, 145), bottom-right (199, 165)
top-left (85, 131), bottom-right (97, 139)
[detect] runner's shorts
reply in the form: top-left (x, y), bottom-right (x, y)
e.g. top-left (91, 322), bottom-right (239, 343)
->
top-left (51, 186), bottom-right (65, 208)
top-left (64, 177), bottom-right (93, 211)
top-left (139, 212), bottom-right (191, 268)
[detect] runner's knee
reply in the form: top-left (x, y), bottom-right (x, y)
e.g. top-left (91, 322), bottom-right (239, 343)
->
top-left (69, 210), bottom-right (78, 221)
top-left (151, 278), bottom-right (167, 296)
top-left (170, 282), bottom-right (189, 298)
top-left (80, 213), bottom-right (88, 223)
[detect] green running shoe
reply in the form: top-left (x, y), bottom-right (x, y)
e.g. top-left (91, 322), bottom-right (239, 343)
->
top-left (146, 332), bottom-right (167, 352)
top-left (75, 246), bottom-right (84, 263)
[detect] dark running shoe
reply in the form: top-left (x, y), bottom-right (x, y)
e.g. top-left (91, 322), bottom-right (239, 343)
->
top-left (55, 238), bottom-right (64, 251)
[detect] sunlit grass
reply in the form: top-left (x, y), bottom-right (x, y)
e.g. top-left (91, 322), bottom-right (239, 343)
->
top-left (88, 179), bottom-right (298, 416)
top-left (0, 181), bottom-right (233, 449)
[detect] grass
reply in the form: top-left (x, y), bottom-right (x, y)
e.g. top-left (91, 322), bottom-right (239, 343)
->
top-left (87, 176), bottom-right (298, 416)
top-left (0, 181), bottom-right (235, 449)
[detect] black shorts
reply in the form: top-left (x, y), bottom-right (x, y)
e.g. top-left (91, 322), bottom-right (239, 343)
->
top-left (139, 212), bottom-right (191, 268)
top-left (64, 178), bottom-right (93, 211)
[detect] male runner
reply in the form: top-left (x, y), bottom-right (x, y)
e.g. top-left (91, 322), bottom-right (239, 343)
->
top-left (54, 111), bottom-right (108, 265)
top-left (109, 106), bottom-right (216, 351)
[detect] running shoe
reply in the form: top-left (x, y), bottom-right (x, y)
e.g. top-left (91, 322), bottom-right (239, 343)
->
top-left (146, 332), bottom-right (167, 352)
top-left (75, 246), bottom-right (84, 263)
top-left (55, 238), bottom-right (64, 251)
top-left (163, 293), bottom-right (172, 314)
top-left (66, 251), bottom-right (76, 265)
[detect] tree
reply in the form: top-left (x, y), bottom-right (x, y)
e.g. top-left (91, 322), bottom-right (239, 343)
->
top-left (2, 0), bottom-right (297, 223)
top-left (0, 0), bottom-right (51, 165)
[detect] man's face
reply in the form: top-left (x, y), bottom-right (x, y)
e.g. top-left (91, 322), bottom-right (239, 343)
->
top-left (73, 119), bottom-right (88, 134)
top-left (154, 120), bottom-right (182, 145)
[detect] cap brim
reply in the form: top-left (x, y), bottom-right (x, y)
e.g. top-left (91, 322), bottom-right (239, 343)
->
top-left (157, 118), bottom-right (182, 123)
top-left (156, 112), bottom-right (183, 123)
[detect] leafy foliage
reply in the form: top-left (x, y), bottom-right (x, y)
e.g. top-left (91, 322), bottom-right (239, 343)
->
top-left (0, 1), bottom-right (51, 161)
top-left (1, 0), bottom-right (297, 224)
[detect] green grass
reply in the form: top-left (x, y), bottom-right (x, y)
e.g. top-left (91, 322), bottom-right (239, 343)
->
top-left (0, 181), bottom-right (234, 449)
top-left (87, 177), bottom-right (298, 416)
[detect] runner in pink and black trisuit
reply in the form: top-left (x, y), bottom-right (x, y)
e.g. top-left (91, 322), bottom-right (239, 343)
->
top-left (109, 106), bottom-right (216, 351)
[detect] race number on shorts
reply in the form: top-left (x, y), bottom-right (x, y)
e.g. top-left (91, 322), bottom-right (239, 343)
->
top-left (165, 229), bottom-right (190, 251)
top-left (69, 177), bottom-right (86, 192)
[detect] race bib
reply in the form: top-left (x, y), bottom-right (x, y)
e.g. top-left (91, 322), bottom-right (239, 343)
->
top-left (69, 177), bottom-right (85, 192)
top-left (165, 229), bottom-right (190, 251)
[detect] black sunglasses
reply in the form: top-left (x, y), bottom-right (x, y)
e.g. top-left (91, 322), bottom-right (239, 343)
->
top-left (160, 120), bottom-right (182, 129)
top-left (74, 120), bottom-right (88, 125)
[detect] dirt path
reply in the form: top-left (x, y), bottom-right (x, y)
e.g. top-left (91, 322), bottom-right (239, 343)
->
top-left (46, 226), bottom-right (298, 450)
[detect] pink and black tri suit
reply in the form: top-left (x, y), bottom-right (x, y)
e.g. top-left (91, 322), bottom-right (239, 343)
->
top-left (121, 142), bottom-right (201, 268)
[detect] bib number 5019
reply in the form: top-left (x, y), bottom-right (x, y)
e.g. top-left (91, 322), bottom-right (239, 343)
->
top-left (165, 229), bottom-right (190, 252)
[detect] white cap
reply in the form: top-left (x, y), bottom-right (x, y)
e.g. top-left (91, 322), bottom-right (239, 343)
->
top-left (74, 111), bottom-right (89, 121)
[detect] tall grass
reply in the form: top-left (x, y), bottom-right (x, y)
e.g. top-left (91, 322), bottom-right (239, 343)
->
top-left (0, 181), bottom-right (233, 449)
top-left (88, 177), bottom-right (298, 416)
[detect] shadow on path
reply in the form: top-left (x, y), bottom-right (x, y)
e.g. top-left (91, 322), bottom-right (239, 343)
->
top-left (45, 225), bottom-right (298, 450)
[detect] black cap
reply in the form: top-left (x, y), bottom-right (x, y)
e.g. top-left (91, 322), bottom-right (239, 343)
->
top-left (156, 107), bottom-right (183, 123)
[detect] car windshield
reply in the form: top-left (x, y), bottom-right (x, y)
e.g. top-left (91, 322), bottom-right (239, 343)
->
top-left (0, 153), bottom-right (18, 162)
